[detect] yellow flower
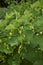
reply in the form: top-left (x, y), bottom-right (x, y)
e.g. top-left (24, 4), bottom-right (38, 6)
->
top-left (40, 32), bottom-right (43, 35)
top-left (9, 32), bottom-right (12, 36)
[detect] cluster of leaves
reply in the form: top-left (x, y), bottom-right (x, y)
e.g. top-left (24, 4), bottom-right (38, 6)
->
top-left (0, 0), bottom-right (43, 65)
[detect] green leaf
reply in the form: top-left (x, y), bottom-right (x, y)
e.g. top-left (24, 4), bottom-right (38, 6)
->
top-left (33, 60), bottom-right (43, 65)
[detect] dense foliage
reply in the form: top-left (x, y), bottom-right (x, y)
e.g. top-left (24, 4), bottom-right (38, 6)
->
top-left (0, 0), bottom-right (43, 65)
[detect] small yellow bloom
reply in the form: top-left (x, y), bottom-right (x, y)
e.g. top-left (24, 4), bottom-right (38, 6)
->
top-left (40, 32), bottom-right (43, 35)
top-left (36, 33), bottom-right (39, 36)
top-left (9, 32), bottom-right (12, 36)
